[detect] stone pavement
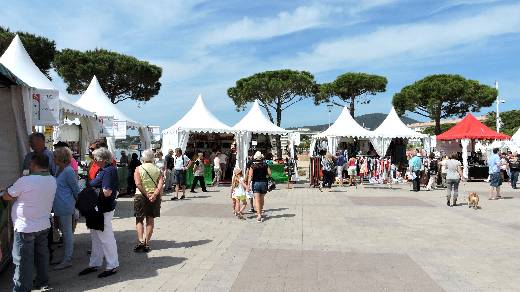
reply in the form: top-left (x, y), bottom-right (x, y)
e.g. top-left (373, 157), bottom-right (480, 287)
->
top-left (2, 181), bottom-right (520, 291)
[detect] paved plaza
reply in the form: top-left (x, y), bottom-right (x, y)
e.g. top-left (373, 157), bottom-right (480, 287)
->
top-left (2, 181), bottom-right (520, 291)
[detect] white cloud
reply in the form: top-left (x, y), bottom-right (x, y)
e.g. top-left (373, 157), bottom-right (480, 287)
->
top-left (286, 3), bottom-right (520, 72)
top-left (202, 4), bottom-right (336, 46)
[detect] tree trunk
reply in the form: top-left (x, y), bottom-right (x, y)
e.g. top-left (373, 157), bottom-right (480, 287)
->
top-left (275, 105), bottom-right (283, 159)
top-left (434, 116), bottom-right (441, 135)
top-left (349, 97), bottom-right (355, 117)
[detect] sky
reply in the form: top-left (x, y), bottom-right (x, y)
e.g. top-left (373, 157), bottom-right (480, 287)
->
top-left (2, 0), bottom-right (520, 129)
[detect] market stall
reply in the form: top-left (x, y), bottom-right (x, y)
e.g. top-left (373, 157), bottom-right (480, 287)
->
top-left (232, 100), bottom-right (289, 178)
top-left (0, 34), bottom-right (96, 159)
top-left (370, 107), bottom-right (428, 168)
top-left (0, 64), bottom-right (29, 269)
top-left (76, 76), bottom-right (152, 155)
top-left (436, 113), bottom-right (510, 179)
top-left (162, 94), bottom-right (234, 182)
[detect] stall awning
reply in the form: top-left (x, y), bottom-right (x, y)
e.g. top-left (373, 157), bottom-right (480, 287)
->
top-left (436, 113), bottom-right (510, 140)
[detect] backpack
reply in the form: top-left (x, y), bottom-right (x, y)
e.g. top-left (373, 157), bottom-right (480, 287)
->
top-left (429, 159), bottom-right (438, 175)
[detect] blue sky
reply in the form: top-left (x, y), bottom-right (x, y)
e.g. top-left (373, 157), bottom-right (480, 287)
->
top-left (3, 0), bottom-right (520, 129)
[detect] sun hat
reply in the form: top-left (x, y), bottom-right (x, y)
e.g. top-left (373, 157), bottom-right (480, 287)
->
top-left (253, 151), bottom-right (264, 160)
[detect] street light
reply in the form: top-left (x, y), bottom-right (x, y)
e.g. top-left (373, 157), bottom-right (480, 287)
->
top-left (495, 81), bottom-right (506, 133)
top-left (327, 104), bottom-right (334, 127)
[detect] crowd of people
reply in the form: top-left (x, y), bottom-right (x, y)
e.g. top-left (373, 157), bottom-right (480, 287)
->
top-left (0, 133), bottom-right (280, 291)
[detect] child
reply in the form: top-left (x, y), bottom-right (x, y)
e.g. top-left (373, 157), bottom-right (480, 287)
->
top-left (231, 168), bottom-right (248, 219)
top-left (284, 157), bottom-right (295, 189)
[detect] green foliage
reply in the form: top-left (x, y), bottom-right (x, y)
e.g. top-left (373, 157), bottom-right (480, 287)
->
top-left (228, 69), bottom-right (317, 158)
top-left (483, 110), bottom-right (520, 136)
top-left (314, 72), bottom-right (387, 117)
top-left (228, 69), bottom-right (318, 124)
top-left (54, 49), bottom-right (162, 104)
top-left (0, 27), bottom-right (57, 79)
top-left (422, 123), bottom-right (456, 136)
top-left (393, 74), bottom-right (497, 135)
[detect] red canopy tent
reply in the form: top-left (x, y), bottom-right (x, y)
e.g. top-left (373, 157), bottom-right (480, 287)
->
top-left (437, 113), bottom-right (510, 140)
top-left (436, 113), bottom-right (510, 179)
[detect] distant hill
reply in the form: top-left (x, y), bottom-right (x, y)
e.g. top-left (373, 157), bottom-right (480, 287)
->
top-left (288, 113), bottom-right (419, 132)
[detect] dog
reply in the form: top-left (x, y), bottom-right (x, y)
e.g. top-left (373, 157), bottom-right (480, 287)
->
top-left (468, 192), bottom-right (480, 210)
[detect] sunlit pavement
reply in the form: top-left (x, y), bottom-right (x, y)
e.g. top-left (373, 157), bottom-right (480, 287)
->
top-left (2, 181), bottom-right (520, 291)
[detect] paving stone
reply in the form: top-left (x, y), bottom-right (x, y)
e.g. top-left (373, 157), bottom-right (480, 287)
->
top-left (348, 196), bottom-right (434, 207)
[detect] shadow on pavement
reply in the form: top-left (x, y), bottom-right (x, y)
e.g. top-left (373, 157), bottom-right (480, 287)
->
top-left (1, 229), bottom-right (211, 291)
top-left (264, 214), bottom-right (296, 221)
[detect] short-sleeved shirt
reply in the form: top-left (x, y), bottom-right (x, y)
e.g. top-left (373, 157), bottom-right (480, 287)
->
top-left (174, 155), bottom-right (190, 170)
top-left (8, 172), bottom-right (56, 233)
top-left (193, 159), bottom-right (204, 176)
top-left (213, 157), bottom-right (221, 169)
top-left (251, 161), bottom-right (268, 182)
top-left (70, 157), bottom-right (79, 173)
top-left (90, 164), bottom-right (118, 213)
top-left (488, 154), bottom-right (501, 174)
top-left (409, 156), bottom-right (422, 171)
top-left (445, 159), bottom-right (462, 180)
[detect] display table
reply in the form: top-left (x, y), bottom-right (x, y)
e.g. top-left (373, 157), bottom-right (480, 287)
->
top-left (185, 165), bottom-right (213, 187)
top-left (468, 165), bottom-right (488, 180)
top-left (117, 167), bottom-right (128, 191)
top-left (269, 164), bottom-right (288, 183)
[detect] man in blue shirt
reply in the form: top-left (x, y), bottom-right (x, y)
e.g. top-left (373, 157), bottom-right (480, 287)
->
top-left (488, 148), bottom-right (502, 200)
top-left (22, 132), bottom-right (56, 176)
top-left (409, 149), bottom-right (423, 192)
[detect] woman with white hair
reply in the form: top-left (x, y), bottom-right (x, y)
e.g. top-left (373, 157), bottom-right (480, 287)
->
top-left (133, 149), bottom-right (164, 252)
top-left (248, 151), bottom-right (271, 222)
top-left (52, 147), bottom-right (80, 270)
top-left (79, 147), bottom-right (119, 278)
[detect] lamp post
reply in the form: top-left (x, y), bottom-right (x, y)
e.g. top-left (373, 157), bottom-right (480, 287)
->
top-left (495, 81), bottom-right (506, 133)
top-left (327, 104), bottom-right (334, 127)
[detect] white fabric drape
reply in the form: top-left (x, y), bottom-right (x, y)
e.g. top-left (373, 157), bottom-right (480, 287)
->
top-left (370, 137), bottom-right (392, 157)
top-left (309, 138), bottom-right (317, 157)
top-left (161, 130), bottom-right (190, 154)
top-left (327, 136), bottom-right (338, 154)
top-left (106, 136), bottom-right (116, 155)
top-left (139, 126), bottom-right (152, 150)
top-left (234, 131), bottom-right (253, 175)
top-left (461, 138), bottom-right (470, 179)
top-left (79, 116), bottom-right (97, 160)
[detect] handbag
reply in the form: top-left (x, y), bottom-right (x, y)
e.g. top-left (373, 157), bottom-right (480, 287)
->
top-left (76, 186), bottom-right (98, 217)
top-left (267, 177), bottom-right (276, 192)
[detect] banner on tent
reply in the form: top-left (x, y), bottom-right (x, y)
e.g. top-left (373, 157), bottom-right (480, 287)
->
top-left (148, 126), bottom-right (161, 142)
top-left (113, 120), bottom-right (127, 139)
top-left (31, 89), bottom-right (60, 126)
top-left (97, 116), bottom-right (114, 137)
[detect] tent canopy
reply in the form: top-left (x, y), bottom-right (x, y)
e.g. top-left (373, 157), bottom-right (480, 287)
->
top-left (512, 128), bottom-right (520, 143)
top-left (436, 113), bottom-right (510, 140)
top-left (163, 94), bottom-right (232, 134)
top-left (373, 107), bottom-right (426, 139)
top-left (233, 100), bottom-right (288, 135)
top-left (0, 34), bottom-right (93, 118)
top-left (316, 106), bottom-right (376, 138)
top-left (76, 76), bottom-right (140, 127)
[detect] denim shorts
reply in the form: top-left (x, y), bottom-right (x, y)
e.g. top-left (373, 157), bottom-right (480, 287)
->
top-left (174, 170), bottom-right (186, 185)
top-left (252, 181), bottom-right (268, 195)
top-left (489, 172), bottom-right (502, 187)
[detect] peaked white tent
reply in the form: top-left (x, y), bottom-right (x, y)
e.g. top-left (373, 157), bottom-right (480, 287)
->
top-left (370, 107), bottom-right (427, 156)
top-left (233, 100), bottom-right (289, 172)
top-left (513, 128), bottom-right (520, 144)
top-left (313, 106), bottom-right (378, 155)
top-left (0, 34), bottom-right (94, 126)
top-left (77, 76), bottom-right (151, 151)
top-left (162, 94), bottom-right (233, 154)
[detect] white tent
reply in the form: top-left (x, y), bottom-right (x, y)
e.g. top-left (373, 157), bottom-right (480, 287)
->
top-left (76, 76), bottom-right (151, 151)
top-left (370, 107), bottom-right (427, 156)
top-left (513, 128), bottom-right (520, 144)
top-left (0, 35), bottom-right (94, 125)
top-left (162, 94), bottom-right (233, 154)
top-left (313, 106), bottom-right (378, 155)
top-left (232, 100), bottom-right (289, 172)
